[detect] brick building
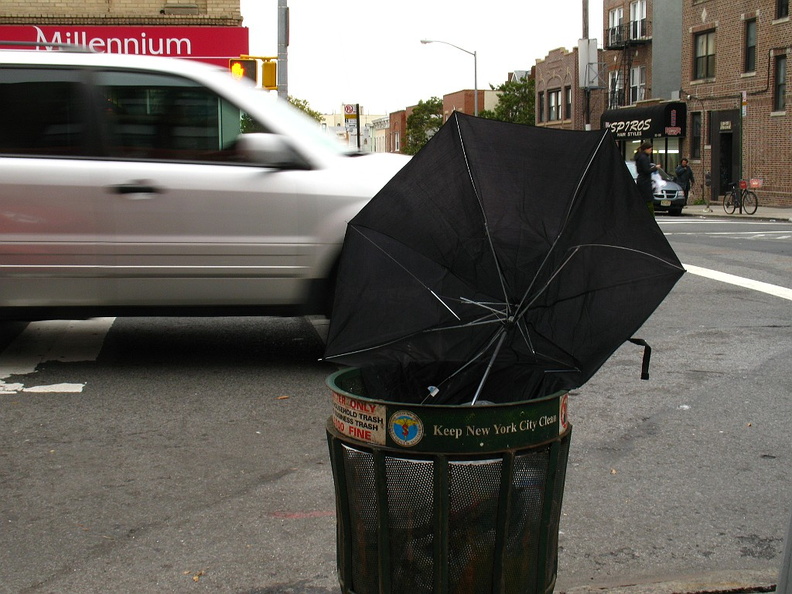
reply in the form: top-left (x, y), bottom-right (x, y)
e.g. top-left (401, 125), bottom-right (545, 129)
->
top-left (1, 0), bottom-right (241, 24)
top-left (534, 46), bottom-right (605, 133)
top-left (681, 0), bottom-right (791, 206)
top-left (597, 0), bottom-right (687, 172)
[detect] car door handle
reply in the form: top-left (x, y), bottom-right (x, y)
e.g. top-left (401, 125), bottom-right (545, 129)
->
top-left (108, 182), bottom-right (163, 198)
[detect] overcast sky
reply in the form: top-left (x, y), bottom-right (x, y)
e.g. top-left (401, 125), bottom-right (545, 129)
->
top-left (239, 0), bottom-right (603, 116)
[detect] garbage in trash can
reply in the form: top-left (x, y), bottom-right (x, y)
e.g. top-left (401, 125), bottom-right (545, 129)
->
top-left (327, 367), bottom-right (571, 594)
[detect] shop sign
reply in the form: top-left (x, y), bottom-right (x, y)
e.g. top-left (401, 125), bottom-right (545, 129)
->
top-left (0, 25), bottom-right (249, 68)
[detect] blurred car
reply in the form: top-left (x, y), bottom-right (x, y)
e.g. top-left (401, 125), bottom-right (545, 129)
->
top-left (624, 161), bottom-right (686, 215)
top-left (0, 47), bottom-right (409, 320)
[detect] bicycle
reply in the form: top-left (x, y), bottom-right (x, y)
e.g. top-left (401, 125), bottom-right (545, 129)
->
top-left (723, 180), bottom-right (758, 215)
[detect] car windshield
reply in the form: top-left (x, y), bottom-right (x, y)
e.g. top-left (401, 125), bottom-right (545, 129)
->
top-left (625, 161), bottom-right (675, 181)
top-left (237, 85), bottom-right (355, 156)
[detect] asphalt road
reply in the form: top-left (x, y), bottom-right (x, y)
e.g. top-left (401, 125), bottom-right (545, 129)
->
top-left (1, 215), bottom-right (790, 593)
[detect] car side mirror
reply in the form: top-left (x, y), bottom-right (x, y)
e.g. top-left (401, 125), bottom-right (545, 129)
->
top-left (235, 133), bottom-right (311, 170)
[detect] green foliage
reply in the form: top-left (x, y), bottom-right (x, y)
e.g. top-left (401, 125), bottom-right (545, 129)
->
top-left (287, 96), bottom-right (323, 122)
top-left (478, 77), bottom-right (535, 125)
top-left (404, 97), bottom-right (443, 155)
top-left (240, 112), bottom-right (265, 133)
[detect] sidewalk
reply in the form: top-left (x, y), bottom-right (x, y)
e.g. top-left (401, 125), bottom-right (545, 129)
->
top-left (678, 203), bottom-right (792, 221)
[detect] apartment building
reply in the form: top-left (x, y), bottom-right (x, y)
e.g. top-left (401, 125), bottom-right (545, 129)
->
top-left (599, 0), bottom-right (686, 172)
top-left (681, 0), bottom-right (791, 205)
top-left (534, 46), bottom-right (605, 133)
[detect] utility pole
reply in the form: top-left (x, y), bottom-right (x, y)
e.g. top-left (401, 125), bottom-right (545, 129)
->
top-left (277, 0), bottom-right (288, 100)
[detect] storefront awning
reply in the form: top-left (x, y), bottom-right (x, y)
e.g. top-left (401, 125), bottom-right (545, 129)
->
top-left (600, 102), bottom-right (687, 140)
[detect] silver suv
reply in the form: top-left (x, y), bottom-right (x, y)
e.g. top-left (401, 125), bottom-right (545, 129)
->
top-left (0, 48), bottom-right (408, 320)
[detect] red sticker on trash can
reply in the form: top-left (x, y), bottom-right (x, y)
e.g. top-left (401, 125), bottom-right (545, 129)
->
top-left (331, 391), bottom-right (387, 445)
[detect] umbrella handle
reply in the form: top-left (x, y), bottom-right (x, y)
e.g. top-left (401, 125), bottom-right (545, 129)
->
top-left (471, 331), bottom-right (508, 405)
top-left (628, 338), bottom-right (652, 380)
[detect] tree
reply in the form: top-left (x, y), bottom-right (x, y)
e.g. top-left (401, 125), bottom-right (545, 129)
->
top-left (287, 96), bottom-right (323, 122)
top-left (478, 77), bottom-right (535, 125)
top-left (403, 97), bottom-right (443, 155)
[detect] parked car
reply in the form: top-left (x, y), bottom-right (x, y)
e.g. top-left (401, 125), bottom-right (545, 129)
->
top-left (624, 161), bottom-right (686, 215)
top-left (0, 47), bottom-right (409, 320)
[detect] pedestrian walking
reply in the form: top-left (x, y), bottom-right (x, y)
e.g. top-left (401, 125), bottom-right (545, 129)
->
top-left (634, 141), bottom-right (657, 215)
top-left (675, 158), bottom-right (695, 202)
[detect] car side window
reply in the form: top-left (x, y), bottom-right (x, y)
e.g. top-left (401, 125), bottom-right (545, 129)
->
top-left (0, 68), bottom-right (89, 156)
top-left (95, 70), bottom-right (265, 163)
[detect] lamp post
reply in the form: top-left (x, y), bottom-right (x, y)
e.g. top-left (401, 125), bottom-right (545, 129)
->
top-left (420, 39), bottom-right (478, 116)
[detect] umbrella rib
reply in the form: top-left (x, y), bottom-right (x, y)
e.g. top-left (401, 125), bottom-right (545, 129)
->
top-left (453, 114), bottom-right (513, 313)
top-left (422, 326), bottom-right (508, 404)
top-left (517, 242), bottom-right (685, 316)
top-left (347, 225), bottom-right (461, 321)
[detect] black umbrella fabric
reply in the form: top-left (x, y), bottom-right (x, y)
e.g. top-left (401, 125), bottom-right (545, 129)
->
top-left (324, 112), bottom-right (685, 405)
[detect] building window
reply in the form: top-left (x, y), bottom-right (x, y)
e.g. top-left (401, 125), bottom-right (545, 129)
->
top-left (691, 112), bottom-right (702, 159)
top-left (744, 19), bottom-right (757, 73)
top-left (778, 0), bottom-right (789, 19)
top-left (630, 0), bottom-right (647, 39)
top-left (608, 8), bottom-right (624, 45)
top-left (548, 90), bottom-right (561, 121)
top-left (694, 30), bottom-right (716, 80)
top-left (564, 86), bottom-right (572, 119)
top-left (538, 92), bottom-right (544, 122)
top-left (630, 66), bottom-right (646, 104)
top-left (608, 71), bottom-right (624, 108)
top-left (774, 54), bottom-right (787, 111)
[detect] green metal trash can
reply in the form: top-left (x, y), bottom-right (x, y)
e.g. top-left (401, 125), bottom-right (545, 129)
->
top-left (326, 367), bottom-right (572, 594)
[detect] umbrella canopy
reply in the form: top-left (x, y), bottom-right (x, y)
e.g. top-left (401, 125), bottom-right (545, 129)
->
top-left (324, 112), bottom-right (685, 405)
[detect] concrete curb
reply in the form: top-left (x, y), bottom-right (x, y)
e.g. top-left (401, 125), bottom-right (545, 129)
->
top-left (558, 569), bottom-right (778, 594)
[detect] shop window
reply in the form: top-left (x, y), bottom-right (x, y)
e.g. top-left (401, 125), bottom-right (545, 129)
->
top-left (774, 55), bottom-right (787, 112)
top-left (694, 30), bottom-right (716, 80)
top-left (691, 112), bottom-right (702, 160)
top-left (744, 19), bottom-right (757, 73)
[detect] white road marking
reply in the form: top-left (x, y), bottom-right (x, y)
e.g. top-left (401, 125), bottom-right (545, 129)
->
top-left (683, 264), bottom-right (792, 301)
top-left (0, 317), bottom-right (115, 394)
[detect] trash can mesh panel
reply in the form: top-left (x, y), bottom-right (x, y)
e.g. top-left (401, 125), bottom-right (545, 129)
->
top-left (447, 458), bottom-right (503, 592)
top-left (504, 448), bottom-right (550, 587)
top-left (542, 434), bottom-right (571, 586)
top-left (341, 445), bottom-right (380, 594)
top-left (385, 457), bottom-right (436, 594)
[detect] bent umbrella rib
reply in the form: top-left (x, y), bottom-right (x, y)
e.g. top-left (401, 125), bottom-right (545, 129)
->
top-left (454, 115), bottom-right (512, 312)
top-left (517, 243), bottom-right (685, 316)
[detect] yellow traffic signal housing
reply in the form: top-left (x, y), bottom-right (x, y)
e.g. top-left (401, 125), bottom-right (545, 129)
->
top-left (262, 60), bottom-right (277, 90)
top-left (228, 58), bottom-right (257, 83)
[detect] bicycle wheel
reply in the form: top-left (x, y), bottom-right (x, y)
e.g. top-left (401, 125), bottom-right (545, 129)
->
top-left (742, 190), bottom-right (758, 214)
top-left (723, 190), bottom-right (737, 214)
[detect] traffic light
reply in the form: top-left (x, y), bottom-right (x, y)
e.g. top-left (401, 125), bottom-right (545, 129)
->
top-left (228, 58), bottom-right (257, 83)
top-left (262, 60), bottom-right (277, 90)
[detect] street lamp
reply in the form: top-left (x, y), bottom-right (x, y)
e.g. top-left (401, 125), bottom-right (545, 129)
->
top-left (420, 39), bottom-right (478, 116)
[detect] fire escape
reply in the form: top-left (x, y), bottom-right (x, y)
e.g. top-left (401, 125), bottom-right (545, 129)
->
top-left (604, 16), bottom-right (652, 109)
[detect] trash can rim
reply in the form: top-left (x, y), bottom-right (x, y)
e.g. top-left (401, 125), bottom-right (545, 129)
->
top-left (326, 366), bottom-right (568, 409)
